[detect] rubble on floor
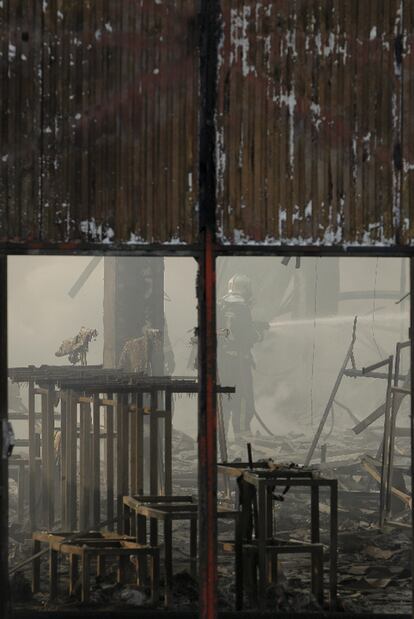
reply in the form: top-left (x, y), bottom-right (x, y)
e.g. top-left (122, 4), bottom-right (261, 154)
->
top-left (8, 426), bottom-right (412, 614)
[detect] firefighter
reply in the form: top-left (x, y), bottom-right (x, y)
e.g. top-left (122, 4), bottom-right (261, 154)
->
top-left (218, 274), bottom-right (267, 441)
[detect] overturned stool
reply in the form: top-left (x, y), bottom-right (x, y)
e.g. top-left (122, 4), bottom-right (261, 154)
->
top-left (32, 530), bottom-right (160, 604)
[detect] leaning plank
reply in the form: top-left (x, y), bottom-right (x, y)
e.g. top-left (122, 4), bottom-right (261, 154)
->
top-left (361, 456), bottom-right (412, 509)
top-left (352, 403), bottom-right (385, 435)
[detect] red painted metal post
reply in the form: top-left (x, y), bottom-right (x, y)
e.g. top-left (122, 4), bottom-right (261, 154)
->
top-left (198, 0), bottom-right (220, 615)
top-left (198, 229), bottom-right (217, 619)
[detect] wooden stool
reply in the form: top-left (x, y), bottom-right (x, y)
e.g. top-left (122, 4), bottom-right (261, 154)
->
top-left (32, 530), bottom-right (160, 604)
top-left (123, 495), bottom-right (197, 607)
top-left (244, 539), bottom-right (324, 608)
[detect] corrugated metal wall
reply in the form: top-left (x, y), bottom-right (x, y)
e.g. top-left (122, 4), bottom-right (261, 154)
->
top-left (0, 0), bottom-right (413, 247)
top-left (217, 0), bottom-right (413, 245)
top-left (0, 1), bottom-right (198, 244)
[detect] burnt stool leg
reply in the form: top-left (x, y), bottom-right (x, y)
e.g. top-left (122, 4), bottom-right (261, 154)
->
top-left (81, 551), bottom-right (91, 603)
top-left (235, 514), bottom-right (243, 611)
top-left (118, 554), bottom-right (129, 584)
top-left (164, 516), bottom-right (173, 608)
top-left (257, 482), bottom-right (267, 611)
top-left (123, 504), bottom-right (131, 535)
top-left (137, 513), bottom-right (148, 584)
top-left (269, 551), bottom-right (278, 584)
top-left (32, 539), bottom-right (41, 593)
top-left (97, 555), bottom-right (105, 577)
top-left (18, 464), bottom-right (25, 524)
top-left (149, 550), bottom-right (160, 606)
top-left (49, 547), bottom-right (58, 600)
top-left (311, 545), bottom-right (324, 607)
top-left (69, 554), bottom-right (79, 596)
top-left (245, 547), bottom-right (258, 606)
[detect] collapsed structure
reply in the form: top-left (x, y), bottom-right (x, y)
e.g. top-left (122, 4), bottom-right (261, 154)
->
top-left (1, 1), bottom-right (414, 617)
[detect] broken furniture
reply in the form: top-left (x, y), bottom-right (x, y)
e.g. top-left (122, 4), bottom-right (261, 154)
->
top-left (8, 366), bottom-right (234, 533)
top-left (123, 495), bottom-right (197, 607)
top-left (123, 495), bottom-right (243, 610)
top-left (304, 318), bottom-right (412, 528)
top-left (32, 530), bottom-right (160, 604)
top-left (218, 462), bottom-right (338, 611)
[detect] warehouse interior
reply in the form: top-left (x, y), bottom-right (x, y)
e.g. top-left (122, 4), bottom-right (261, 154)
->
top-left (6, 255), bottom-right (412, 615)
top-left (1, 0), bottom-right (414, 616)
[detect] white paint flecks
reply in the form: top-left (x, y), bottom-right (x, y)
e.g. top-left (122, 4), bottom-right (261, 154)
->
top-left (217, 20), bottom-right (225, 71)
top-left (363, 132), bottom-right (372, 162)
top-left (127, 232), bottom-right (143, 244)
top-left (381, 33), bottom-right (390, 51)
top-left (276, 88), bottom-right (297, 172)
top-left (403, 160), bottom-right (414, 173)
top-left (278, 208), bottom-right (287, 236)
top-left (324, 32), bottom-right (335, 57)
top-left (79, 220), bottom-right (115, 243)
top-left (285, 29), bottom-right (298, 59)
top-left (102, 227), bottom-right (115, 244)
top-left (370, 26), bottom-right (377, 40)
top-left (105, 22), bottom-right (113, 33)
top-left (230, 6), bottom-right (256, 77)
top-left (292, 205), bottom-right (301, 223)
top-left (95, 29), bottom-right (102, 41)
top-left (215, 122), bottom-right (226, 195)
top-left (8, 44), bottom-right (16, 61)
top-left (305, 201), bottom-right (312, 218)
top-left (310, 102), bottom-right (322, 131)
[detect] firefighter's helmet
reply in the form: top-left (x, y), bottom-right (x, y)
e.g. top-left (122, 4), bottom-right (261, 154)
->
top-left (228, 274), bottom-right (253, 302)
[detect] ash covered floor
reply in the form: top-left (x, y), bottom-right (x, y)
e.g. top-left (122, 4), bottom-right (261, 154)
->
top-left (8, 428), bottom-right (412, 615)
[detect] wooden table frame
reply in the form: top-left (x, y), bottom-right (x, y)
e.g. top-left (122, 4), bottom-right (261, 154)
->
top-left (32, 530), bottom-right (160, 604)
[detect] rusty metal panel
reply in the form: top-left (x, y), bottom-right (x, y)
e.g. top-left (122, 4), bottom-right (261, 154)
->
top-left (401, 0), bottom-right (414, 243)
top-left (0, 1), bottom-right (198, 245)
top-left (1, 0), bottom-right (413, 249)
top-left (216, 0), bottom-right (405, 246)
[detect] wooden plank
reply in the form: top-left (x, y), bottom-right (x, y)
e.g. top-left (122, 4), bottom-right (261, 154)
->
top-left (40, 392), bottom-right (48, 527)
top-left (46, 387), bottom-right (55, 529)
top-left (149, 390), bottom-right (158, 495)
top-left (92, 399), bottom-right (100, 529)
top-left (106, 392), bottom-right (114, 530)
top-left (69, 391), bottom-right (78, 530)
top-left (60, 393), bottom-right (67, 530)
top-left (164, 389), bottom-right (172, 495)
top-left (130, 394), bottom-right (137, 495)
top-left (136, 392), bottom-right (144, 495)
top-left (116, 393), bottom-right (124, 532)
